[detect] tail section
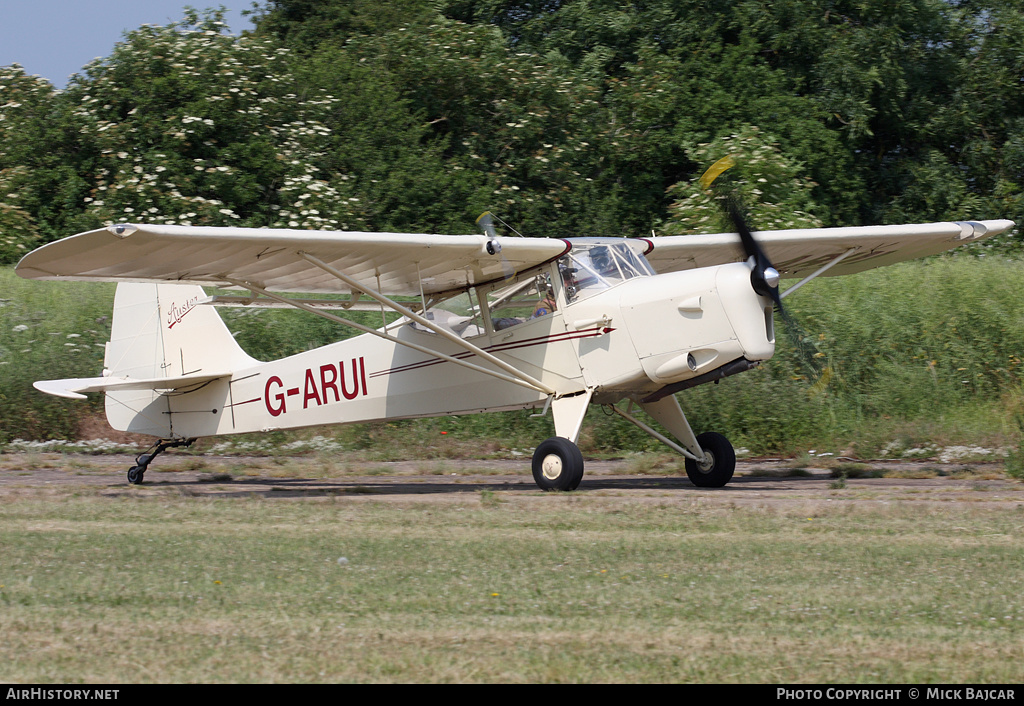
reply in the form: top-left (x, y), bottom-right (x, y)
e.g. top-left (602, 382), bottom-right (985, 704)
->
top-left (104, 283), bottom-right (256, 435)
top-left (106, 283), bottom-right (255, 378)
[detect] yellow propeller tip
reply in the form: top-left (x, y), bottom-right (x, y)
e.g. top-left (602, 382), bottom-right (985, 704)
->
top-left (698, 155), bottom-right (737, 190)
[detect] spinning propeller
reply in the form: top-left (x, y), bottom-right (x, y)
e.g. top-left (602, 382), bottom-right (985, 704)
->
top-left (717, 182), bottom-right (825, 384)
top-left (727, 195), bottom-right (781, 308)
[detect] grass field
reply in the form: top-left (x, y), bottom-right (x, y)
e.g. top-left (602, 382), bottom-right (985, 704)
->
top-left (1, 460), bottom-right (1022, 683)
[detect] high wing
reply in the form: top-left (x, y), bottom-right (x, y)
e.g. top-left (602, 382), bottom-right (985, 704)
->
top-left (15, 223), bottom-right (571, 296)
top-left (638, 220), bottom-right (1016, 279)
top-left (16, 219), bottom-right (1016, 293)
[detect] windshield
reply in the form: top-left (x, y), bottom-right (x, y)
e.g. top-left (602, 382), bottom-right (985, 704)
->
top-left (558, 241), bottom-right (654, 303)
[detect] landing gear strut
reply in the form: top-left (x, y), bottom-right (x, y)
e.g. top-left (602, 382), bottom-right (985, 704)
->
top-left (127, 438), bottom-right (195, 484)
top-left (608, 397), bottom-right (737, 488)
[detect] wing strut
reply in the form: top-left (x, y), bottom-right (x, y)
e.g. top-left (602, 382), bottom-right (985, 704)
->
top-left (296, 251), bottom-right (558, 395)
top-left (222, 277), bottom-right (558, 397)
top-left (779, 247), bottom-right (858, 300)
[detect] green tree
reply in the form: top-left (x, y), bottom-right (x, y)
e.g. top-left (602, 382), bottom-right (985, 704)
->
top-left (252, 0), bottom-right (441, 48)
top-left (0, 66), bottom-right (72, 261)
top-left (61, 9), bottom-right (365, 231)
top-left (3, 0), bottom-right (1021, 253)
top-left (662, 125), bottom-right (825, 235)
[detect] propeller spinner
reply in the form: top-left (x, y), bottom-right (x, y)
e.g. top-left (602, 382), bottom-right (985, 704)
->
top-left (722, 193), bottom-right (824, 382)
top-left (476, 211), bottom-right (502, 255)
top-left (726, 196), bottom-right (781, 307)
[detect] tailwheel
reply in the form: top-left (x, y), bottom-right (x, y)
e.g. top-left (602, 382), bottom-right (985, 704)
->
top-left (127, 465), bottom-right (145, 485)
top-left (684, 432), bottom-right (735, 488)
top-left (124, 438), bottom-right (195, 485)
top-left (532, 437), bottom-right (585, 491)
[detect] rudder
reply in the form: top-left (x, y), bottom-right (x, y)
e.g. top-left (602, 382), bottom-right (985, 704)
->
top-left (104, 283), bottom-right (255, 435)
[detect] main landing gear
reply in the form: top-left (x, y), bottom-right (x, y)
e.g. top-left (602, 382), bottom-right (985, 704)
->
top-left (528, 393), bottom-right (738, 491)
top-left (682, 431), bottom-right (735, 488)
top-left (531, 437), bottom-right (585, 491)
top-left (126, 438), bottom-right (195, 484)
top-left (528, 430), bottom-right (736, 491)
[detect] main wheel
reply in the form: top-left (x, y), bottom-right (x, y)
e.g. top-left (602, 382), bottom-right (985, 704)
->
top-left (684, 432), bottom-right (735, 488)
top-left (127, 466), bottom-right (146, 485)
top-left (532, 437), bottom-right (585, 491)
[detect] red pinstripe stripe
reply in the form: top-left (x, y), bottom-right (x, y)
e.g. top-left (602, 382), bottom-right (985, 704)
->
top-left (367, 327), bottom-right (611, 379)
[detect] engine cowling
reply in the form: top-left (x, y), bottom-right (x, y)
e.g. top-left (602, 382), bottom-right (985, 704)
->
top-left (619, 262), bottom-right (775, 386)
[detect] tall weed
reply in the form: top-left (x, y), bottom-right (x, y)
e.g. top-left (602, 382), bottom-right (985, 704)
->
top-left (0, 269), bottom-right (113, 442)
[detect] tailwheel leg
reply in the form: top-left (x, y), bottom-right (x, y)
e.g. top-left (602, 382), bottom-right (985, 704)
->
top-left (127, 438), bottom-right (195, 485)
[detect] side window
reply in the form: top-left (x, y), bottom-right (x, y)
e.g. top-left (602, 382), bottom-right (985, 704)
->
top-left (409, 290), bottom-right (486, 338)
top-left (487, 273), bottom-right (557, 331)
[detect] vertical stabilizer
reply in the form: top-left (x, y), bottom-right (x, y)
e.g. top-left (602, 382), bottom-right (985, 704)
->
top-left (104, 283), bottom-right (256, 435)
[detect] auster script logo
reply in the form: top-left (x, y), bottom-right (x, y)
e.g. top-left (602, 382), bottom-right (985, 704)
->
top-left (167, 296), bottom-right (200, 329)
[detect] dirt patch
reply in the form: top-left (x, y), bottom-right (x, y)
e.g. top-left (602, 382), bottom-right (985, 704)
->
top-left (1, 453), bottom-right (1021, 509)
top-left (74, 412), bottom-right (153, 446)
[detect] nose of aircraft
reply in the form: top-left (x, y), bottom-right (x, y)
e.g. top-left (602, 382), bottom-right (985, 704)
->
top-left (617, 262), bottom-right (775, 387)
top-left (715, 262), bottom-right (776, 362)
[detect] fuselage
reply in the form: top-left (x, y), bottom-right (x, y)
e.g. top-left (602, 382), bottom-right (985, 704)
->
top-left (107, 239), bottom-right (776, 439)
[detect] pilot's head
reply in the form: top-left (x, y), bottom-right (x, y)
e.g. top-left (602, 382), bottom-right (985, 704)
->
top-left (558, 259), bottom-right (578, 301)
top-left (590, 246), bottom-right (612, 273)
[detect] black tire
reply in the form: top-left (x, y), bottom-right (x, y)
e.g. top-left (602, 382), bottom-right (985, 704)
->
top-left (532, 437), bottom-right (585, 491)
top-left (127, 466), bottom-right (145, 485)
top-left (684, 432), bottom-right (735, 488)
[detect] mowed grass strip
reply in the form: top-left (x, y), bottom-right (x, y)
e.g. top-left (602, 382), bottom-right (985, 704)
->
top-left (0, 490), bottom-right (1022, 683)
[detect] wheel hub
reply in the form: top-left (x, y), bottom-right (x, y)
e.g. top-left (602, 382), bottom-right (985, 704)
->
top-left (541, 454), bottom-right (563, 480)
top-left (696, 450), bottom-right (716, 474)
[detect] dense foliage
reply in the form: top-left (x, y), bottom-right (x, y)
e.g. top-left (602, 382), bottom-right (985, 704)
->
top-left (3, 1), bottom-right (1024, 457)
top-left (1, 0), bottom-right (1022, 262)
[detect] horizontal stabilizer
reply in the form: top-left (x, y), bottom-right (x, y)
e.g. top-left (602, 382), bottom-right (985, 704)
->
top-left (34, 372), bottom-right (231, 400)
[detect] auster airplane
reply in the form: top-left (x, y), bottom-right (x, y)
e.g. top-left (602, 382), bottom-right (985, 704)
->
top-left (14, 212), bottom-right (1014, 489)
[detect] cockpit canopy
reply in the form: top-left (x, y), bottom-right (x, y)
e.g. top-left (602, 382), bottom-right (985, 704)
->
top-left (558, 239), bottom-right (655, 303)
top-left (417, 239), bottom-right (654, 338)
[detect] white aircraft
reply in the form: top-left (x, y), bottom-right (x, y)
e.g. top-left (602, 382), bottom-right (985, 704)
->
top-left (15, 214), bottom-right (1014, 488)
